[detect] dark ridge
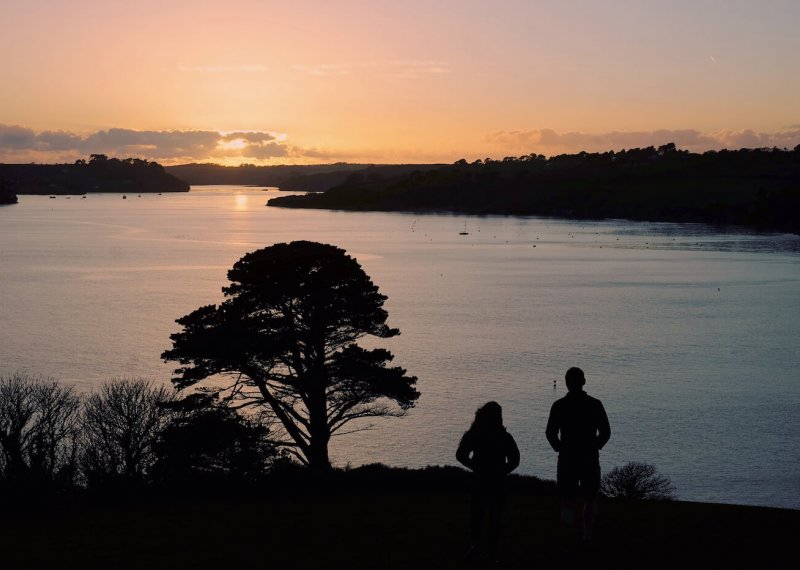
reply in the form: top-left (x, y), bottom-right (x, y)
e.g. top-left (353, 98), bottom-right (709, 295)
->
top-left (0, 155), bottom-right (189, 195)
top-left (268, 144), bottom-right (800, 234)
top-left (164, 162), bottom-right (445, 190)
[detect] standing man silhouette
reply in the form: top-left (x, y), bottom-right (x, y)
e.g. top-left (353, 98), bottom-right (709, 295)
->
top-left (546, 367), bottom-right (610, 549)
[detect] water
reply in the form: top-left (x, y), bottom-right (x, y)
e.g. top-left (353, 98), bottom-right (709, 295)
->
top-left (1, 186), bottom-right (799, 509)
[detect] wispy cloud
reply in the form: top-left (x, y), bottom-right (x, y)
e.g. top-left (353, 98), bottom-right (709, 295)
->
top-left (292, 63), bottom-right (357, 77)
top-left (293, 60), bottom-right (450, 78)
top-left (485, 127), bottom-right (800, 155)
top-left (177, 64), bottom-right (268, 73)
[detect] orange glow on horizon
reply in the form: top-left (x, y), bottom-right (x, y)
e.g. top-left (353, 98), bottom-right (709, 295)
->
top-left (1, 1), bottom-right (799, 164)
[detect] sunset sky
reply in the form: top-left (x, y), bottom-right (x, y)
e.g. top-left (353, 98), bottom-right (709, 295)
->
top-left (1, 0), bottom-right (799, 165)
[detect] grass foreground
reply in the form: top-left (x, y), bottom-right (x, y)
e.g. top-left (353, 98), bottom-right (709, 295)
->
top-left (1, 467), bottom-right (797, 569)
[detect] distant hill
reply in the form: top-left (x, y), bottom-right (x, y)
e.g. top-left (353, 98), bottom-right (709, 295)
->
top-left (268, 144), bottom-right (800, 234)
top-left (164, 162), bottom-right (444, 190)
top-left (276, 164), bottom-right (448, 192)
top-left (165, 162), bottom-right (362, 187)
top-left (0, 155), bottom-right (189, 195)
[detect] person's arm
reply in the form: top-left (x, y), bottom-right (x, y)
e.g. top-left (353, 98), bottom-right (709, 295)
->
top-left (545, 402), bottom-right (562, 452)
top-left (596, 401), bottom-right (611, 450)
top-left (456, 431), bottom-right (475, 470)
top-left (505, 432), bottom-right (521, 474)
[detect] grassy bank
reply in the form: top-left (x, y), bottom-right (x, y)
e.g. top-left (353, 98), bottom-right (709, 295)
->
top-left (1, 476), bottom-right (796, 569)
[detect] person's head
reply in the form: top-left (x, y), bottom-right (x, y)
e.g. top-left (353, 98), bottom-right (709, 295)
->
top-left (471, 401), bottom-right (503, 432)
top-left (565, 367), bottom-right (586, 392)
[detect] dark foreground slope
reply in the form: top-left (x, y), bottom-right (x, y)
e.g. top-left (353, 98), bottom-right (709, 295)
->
top-left (269, 145), bottom-right (800, 234)
top-left (0, 156), bottom-right (189, 195)
top-left (1, 468), bottom-right (796, 569)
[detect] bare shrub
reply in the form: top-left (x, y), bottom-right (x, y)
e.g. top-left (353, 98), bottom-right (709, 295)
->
top-left (80, 378), bottom-right (175, 486)
top-left (152, 397), bottom-right (278, 485)
top-left (601, 461), bottom-right (676, 500)
top-left (0, 372), bottom-right (80, 486)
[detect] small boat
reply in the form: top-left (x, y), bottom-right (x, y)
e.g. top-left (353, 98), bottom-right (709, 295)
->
top-left (459, 221), bottom-right (469, 235)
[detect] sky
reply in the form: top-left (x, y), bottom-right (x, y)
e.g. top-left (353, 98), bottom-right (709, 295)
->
top-left (1, 0), bottom-right (799, 165)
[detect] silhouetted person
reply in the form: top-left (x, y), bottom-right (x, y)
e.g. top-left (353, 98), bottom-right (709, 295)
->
top-left (456, 401), bottom-right (520, 563)
top-left (546, 367), bottom-right (610, 550)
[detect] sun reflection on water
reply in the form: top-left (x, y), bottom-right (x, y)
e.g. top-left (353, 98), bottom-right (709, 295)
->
top-left (234, 193), bottom-right (249, 210)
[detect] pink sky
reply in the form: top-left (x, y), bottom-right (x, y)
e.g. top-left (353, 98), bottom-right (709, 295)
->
top-left (1, 0), bottom-right (799, 164)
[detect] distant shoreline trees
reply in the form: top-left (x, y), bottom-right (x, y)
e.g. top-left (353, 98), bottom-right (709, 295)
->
top-left (268, 144), bottom-right (800, 234)
top-left (0, 155), bottom-right (189, 195)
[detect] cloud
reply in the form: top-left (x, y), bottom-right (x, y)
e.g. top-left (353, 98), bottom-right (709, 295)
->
top-left (292, 63), bottom-right (356, 77)
top-left (220, 131), bottom-right (279, 144)
top-left (37, 130), bottom-right (86, 151)
top-left (0, 124), bottom-right (37, 149)
top-left (389, 60), bottom-right (451, 78)
top-left (293, 60), bottom-right (450, 78)
top-left (83, 129), bottom-right (222, 159)
top-left (0, 125), bottom-right (294, 164)
top-left (485, 127), bottom-right (800, 155)
top-left (177, 64), bottom-right (268, 73)
top-left (4, 123), bottom-right (799, 166)
top-left (234, 141), bottom-right (289, 159)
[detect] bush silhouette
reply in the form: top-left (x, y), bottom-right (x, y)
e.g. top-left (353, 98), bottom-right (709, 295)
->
top-left (601, 461), bottom-right (676, 500)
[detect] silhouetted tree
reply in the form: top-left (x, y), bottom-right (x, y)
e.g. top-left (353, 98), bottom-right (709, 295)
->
top-left (152, 395), bottom-right (278, 484)
top-left (601, 461), bottom-right (676, 500)
top-left (0, 373), bottom-right (80, 487)
top-left (79, 379), bottom-right (175, 487)
top-left (162, 241), bottom-right (419, 471)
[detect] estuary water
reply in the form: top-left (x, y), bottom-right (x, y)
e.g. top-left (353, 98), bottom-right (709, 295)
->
top-left (1, 186), bottom-right (799, 509)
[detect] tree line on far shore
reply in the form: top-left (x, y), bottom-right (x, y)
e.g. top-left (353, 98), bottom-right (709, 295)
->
top-left (0, 154), bottom-right (189, 197)
top-left (268, 143), bottom-right (800, 234)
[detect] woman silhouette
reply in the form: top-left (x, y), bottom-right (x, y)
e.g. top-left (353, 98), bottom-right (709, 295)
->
top-left (456, 401), bottom-right (520, 562)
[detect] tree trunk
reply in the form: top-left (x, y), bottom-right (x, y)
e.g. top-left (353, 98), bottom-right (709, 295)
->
top-left (306, 363), bottom-right (331, 473)
top-left (307, 430), bottom-right (331, 473)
